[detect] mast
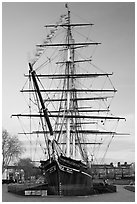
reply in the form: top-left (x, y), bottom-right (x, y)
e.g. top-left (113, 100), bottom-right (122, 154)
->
top-left (65, 4), bottom-right (78, 159)
top-left (71, 39), bottom-right (76, 159)
top-left (66, 5), bottom-right (71, 157)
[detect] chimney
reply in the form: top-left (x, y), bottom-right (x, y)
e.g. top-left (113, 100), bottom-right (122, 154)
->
top-left (110, 162), bottom-right (113, 167)
top-left (118, 162), bottom-right (120, 167)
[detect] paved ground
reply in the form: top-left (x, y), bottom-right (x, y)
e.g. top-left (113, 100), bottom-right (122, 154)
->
top-left (2, 184), bottom-right (135, 202)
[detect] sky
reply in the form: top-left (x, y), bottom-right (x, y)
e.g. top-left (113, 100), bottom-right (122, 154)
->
top-left (2, 2), bottom-right (135, 164)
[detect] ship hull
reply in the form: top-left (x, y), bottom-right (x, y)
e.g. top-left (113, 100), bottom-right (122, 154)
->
top-left (40, 155), bottom-right (93, 196)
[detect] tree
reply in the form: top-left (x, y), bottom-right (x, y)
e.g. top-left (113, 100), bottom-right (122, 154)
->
top-left (2, 129), bottom-right (24, 173)
top-left (16, 158), bottom-right (41, 180)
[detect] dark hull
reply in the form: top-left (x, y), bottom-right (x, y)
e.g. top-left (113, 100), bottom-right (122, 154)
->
top-left (40, 155), bottom-right (93, 196)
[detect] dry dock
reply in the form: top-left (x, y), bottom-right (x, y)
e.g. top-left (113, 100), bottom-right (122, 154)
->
top-left (2, 184), bottom-right (135, 202)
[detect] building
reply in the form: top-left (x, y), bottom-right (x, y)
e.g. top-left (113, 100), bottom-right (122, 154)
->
top-left (2, 166), bottom-right (24, 183)
top-left (91, 162), bottom-right (134, 179)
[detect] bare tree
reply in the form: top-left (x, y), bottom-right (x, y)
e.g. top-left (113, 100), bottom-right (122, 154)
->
top-left (2, 129), bottom-right (24, 173)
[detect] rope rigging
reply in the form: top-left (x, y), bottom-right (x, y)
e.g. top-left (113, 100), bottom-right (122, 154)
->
top-left (13, 6), bottom-right (126, 166)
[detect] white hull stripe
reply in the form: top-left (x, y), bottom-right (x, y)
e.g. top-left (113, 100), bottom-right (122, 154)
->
top-left (81, 171), bottom-right (92, 178)
top-left (44, 162), bottom-right (92, 179)
top-left (58, 163), bottom-right (92, 178)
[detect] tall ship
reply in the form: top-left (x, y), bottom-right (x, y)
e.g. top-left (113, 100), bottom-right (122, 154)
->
top-left (12, 4), bottom-right (127, 196)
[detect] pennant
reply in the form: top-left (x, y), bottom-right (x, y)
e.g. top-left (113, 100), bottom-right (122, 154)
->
top-left (50, 29), bottom-right (55, 34)
top-left (43, 39), bottom-right (48, 43)
top-left (47, 36), bottom-right (52, 40)
top-left (35, 53), bottom-right (40, 57)
top-left (37, 48), bottom-right (44, 52)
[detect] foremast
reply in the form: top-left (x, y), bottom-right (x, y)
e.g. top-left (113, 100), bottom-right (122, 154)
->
top-left (64, 6), bottom-right (93, 162)
top-left (66, 6), bottom-right (73, 158)
top-left (65, 6), bottom-right (85, 160)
